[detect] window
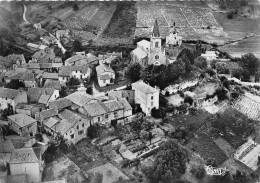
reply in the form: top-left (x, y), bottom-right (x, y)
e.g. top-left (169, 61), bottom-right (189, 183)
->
top-left (98, 117), bottom-right (100, 122)
top-left (82, 123), bottom-right (84, 127)
top-left (70, 134), bottom-right (74, 139)
top-left (155, 42), bottom-right (159, 48)
top-left (151, 102), bottom-right (153, 106)
top-left (114, 112), bottom-right (117, 116)
top-left (78, 130), bottom-right (83, 135)
top-left (155, 55), bottom-right (159, 60)
top-left (5, 98), bottom-right (7, 100)
top-left (103, 80), bottom-right (105, 84)
top-left (151, 96), bottom-right (153, 100)
top-left (66, 133), bottom-right (67, 136)
top-left (77, 125), bottom-right (79, 130)
top-left (105, 114), bottom-right (109, 119)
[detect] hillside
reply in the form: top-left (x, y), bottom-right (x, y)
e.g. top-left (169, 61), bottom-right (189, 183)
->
top-left (1, 1), bottom-right (259, 55)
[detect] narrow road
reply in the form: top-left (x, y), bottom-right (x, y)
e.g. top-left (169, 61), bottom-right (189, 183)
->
top-left (23, 4), bottom-right (30, 24)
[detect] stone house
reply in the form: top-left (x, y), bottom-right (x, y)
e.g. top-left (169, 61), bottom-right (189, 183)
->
top-left (27, 87), bottom-right (59, 106)
top-left (8, 113), bottom-right (38, 137)
top-left (9, 148), bottom-right (42, 183)
top-left (96, 64), bottom-right (115, 87)
top-left (16, 103), bottom-right (42, 118)
top-left (0, 88), bottom-right (27, 112)
top-left (132, 80), bottom-right (159, 115)
top-left (107, 90), bottom-right (135, 105)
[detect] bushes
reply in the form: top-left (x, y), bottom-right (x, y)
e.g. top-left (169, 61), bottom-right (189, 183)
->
top-left (190, 167), bottom-right (205, 180)
top-left (151, 107), bottom-right (166, 119)
top-left (87, 124), bottom-right (102, 139)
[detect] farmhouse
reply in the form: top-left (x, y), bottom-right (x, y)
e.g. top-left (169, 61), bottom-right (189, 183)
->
top-left (8, 113), bottom-right (38, 137)
top-left (132, 80), bottom-right (159, 115)
top-left (201, 51), bottom-right (218, 61)
top-left (96, 63), bottom-right (115, 87)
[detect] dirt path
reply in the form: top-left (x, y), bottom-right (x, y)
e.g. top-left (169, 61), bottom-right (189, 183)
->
top-left (23, 4), bottom-right (30, 24)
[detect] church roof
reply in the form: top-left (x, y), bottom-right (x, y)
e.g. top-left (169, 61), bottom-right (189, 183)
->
top-left (131, 48), bottom-right (148, 59)
top-left (152, 19), bottom-right (160, 37)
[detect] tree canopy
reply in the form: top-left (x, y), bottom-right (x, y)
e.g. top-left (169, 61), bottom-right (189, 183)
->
top-left (238, 53), bottom-right (260, 75)
top-left (126, 63), bottom-right (142, 82)
top-left (177, 48), bottom-right (196, 65)
top-left (66, 77), bottom-right (81, 86)
top-left (6, 79), bottom-right (25, 89)
top-left (72, 40), bottom-right (82, 52)
top-left (194, 56), bottom-right (207, 69)
top-left (143, 139), bottom-right (188, 183)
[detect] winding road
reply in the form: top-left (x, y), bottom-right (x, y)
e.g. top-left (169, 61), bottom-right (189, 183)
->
top-left (23, 4), bottom-right (30, 24)
top-left (22, 3), bottom-right (67, 54)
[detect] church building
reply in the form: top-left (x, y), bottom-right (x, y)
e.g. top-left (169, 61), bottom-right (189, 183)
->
top-left (131, 19), bottom-right (182, 67)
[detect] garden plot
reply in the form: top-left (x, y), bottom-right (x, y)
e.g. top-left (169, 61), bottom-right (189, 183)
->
top-left (161, 6), bottom-right (190, 27)
top-left (188, 133), bottom-right (228, 166)
top-left (195, 28), bottom-right (230, 45)
top-left (88, 163), bottom-right (129, 183)
top-left (181, 7), bottom-right (221, 28)
top-left (42, 155), bottom-right (87, 183)
top-left (64, 3), bottom-right (102, 29)
top-left (136, 3), bottom-right (168, 27)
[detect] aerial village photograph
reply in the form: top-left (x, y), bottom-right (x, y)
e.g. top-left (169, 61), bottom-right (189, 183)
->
top-left (0, 0), bottom-right (260, 182)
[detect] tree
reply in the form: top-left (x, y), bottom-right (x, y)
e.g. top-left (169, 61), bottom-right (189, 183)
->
top-left (143, 140), bottom-right (188, 183)
top-left (72, 4), bottom-right (79, 11)
top-left (232, 67), bottom-right (244, 80)
top-left (194, 56), bottom-right (207, 69)
top-left (184, 96), bottom-right (193, 106)
top-left (60, 86), bottom-right (67, 97)
top-left (151, 107), bottom-right (166, 119)
top-left (86, 86), bottom-right (93, 95)
top-left (87, 124), bottom-right (102, 139)
top-left (190, 167), bottom-right (205, 180)
top-left (177, 48), bottom-right (196, 65)
top-left (72, 40), bottom-right (82, 52)
top-left (66, 77), bottom-right (81, 86)
top-left (53, 46), bottom-right (63, 57)
top-left (6, 79), bottom-right (25, 89)
top-left (215, 62), bottom-right (229, 74)
top-left (126, 63), bottom-right (142, 82)
top-left (90, 173), bottom-right (103, 183)
top-left (238, 53), bottom-right (260, 75)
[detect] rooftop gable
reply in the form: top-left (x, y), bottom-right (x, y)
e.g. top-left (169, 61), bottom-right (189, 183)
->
top-left (8, 113), bottom-right (37, 128)
top-left (10, 148), bottom-right (39, 164)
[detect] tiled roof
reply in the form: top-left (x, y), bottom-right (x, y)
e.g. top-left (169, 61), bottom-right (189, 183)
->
top-left (42, 72), bottom-right (59, 79)
top-left (65, 92), bottom-right (92, 107)
top-left (118, 98), bottom-right (132, 111)
top-left (27, 87), bottom-right (55, 103)
top-left (96, 64), bottom-right (114, 76)
top-left (55, 119), bottom-right (74, 135)
top-left (0, 88), bottom-right (20, 100)
top-left (43, 79), bottom-right (61, 90)
top-left (52, 63), bottom-right (63, 68)
top-left (32, 49), bottom-right (55, 63)
top-left (16, 103), bottom-right (34, 110)
top-left (38, 94), bottom-right (51, 105)
top-left (39, 63), bottom-right (52, 69)
top-left (58, 109), bottom-right (82, 124)
top-left (103, 100), bottom-right (124, 112)
top-left (83, 100), bottom-right (110, 117)
top-left (100, 74), bottom-right (112, 80)
top-left (7, 72), bottom-right (24, 80)
top-left (11, 138), bottom-right (32, 149)
top-left (70, 66), bottom-right (90, 74)
top-left (44, 117), bottom-right (60, 129)
top-left (9, 148), bottom-right (39, 163)
top-left (65, 55), bottom-right (85, 64)
top-left (132, 80), bottom-right (159, 94)
top-left (20, 71), bottom-right (35, 81)
top-left (49, 98), bottom-right (73, 111)
top-left (58, 66), bottom-right (71, 77)
top-left (28, 63), bottom-right (40, 69)
top-left (8, 114), bottom-right (37, 128)
top-left (0, 139), bottom-right (14, 153)
top-left (39, 108), bottom-right (58, 121)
